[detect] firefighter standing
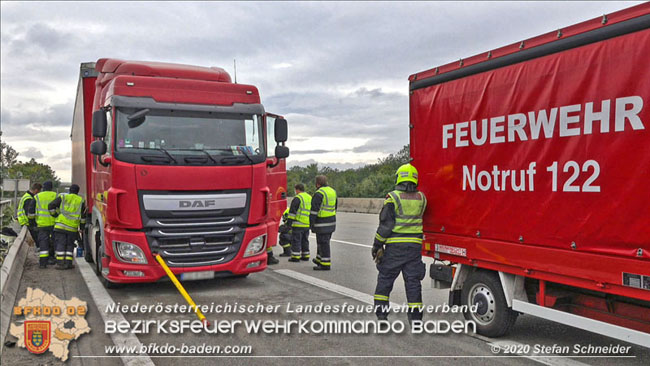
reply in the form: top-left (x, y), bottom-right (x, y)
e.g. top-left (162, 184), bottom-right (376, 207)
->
top-left (48, 184), bottom-right (86, 270)
top-left (287, 183), bottom-right (311, 262)
top-left (372, 163), bottom-right (427, 322)
top-left (33, 181), bottom-right (57, 268)
top-left (310, 175), bottom-right (337, 271)
top-left (17, 182), bottom-right (42, 246)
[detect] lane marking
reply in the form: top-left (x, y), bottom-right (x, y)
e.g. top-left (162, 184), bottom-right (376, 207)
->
top-left (274, 268), bottom-right (399, 309)
top-left (274, 268), bottom-right (590, 366)
top-left (75, 258), bottom-right (155, 366)
top-left (309, 234), bottom-right (372, 248)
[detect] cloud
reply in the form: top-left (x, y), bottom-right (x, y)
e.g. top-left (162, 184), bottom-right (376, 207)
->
top-left (20, 147), bottom-right (44, 159)
top-left (1, 1), bottom-right (642, 182)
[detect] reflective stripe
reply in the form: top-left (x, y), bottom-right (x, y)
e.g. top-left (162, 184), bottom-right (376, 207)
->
top-left (374, 294), bottom-right (389, 301)
top-left (40, 254), bottom-right (49, 258)
top-left (292, 193), bottom-right (312, 228)
top-left (313, 222), bottom-right (336, 227)
top-left (281, 243), bottom-right (291, 248)
top-left (54, 193), bottom-right (83, 231)
top-left (54, 222), bottom-right (78, 232)
top-left (17, 193), bottom-right (33, 225)
top-left (386, 237), bottom-right (423, 244)
top-left (408, 303), bottom-right (423, 308)
top-left (375, 233), bottom-right (386, 243)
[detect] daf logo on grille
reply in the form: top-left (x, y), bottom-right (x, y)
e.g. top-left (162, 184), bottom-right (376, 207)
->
top-left (179, 200), bottom-right (217, 208)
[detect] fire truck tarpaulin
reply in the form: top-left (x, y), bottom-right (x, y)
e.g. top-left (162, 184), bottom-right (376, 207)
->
top-left (410, 29), bottom-right (650, 260)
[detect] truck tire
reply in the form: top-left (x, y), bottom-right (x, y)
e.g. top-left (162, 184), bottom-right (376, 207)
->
top-left (461, 270), bottom-right (517, 337)
top-left (83, 227), bottom-right (94, 263)
top-left (92, 224), bottom-right (119, 289)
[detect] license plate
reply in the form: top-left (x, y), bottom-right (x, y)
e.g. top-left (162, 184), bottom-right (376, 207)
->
top-left (180, 271), bottom-right (215, 281)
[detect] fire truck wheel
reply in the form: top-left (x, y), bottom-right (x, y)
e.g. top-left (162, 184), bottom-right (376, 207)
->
top-left (461, 270), bottom-right (517, 337)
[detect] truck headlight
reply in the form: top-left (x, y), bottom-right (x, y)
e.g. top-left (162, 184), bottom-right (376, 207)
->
top-left (113, 241), bottom-right (147, 264)
top-left (244, 234), bottom-right (266, 257)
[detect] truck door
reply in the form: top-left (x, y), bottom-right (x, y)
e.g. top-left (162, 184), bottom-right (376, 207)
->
top-left (264, 113), bottom-right (288, 247)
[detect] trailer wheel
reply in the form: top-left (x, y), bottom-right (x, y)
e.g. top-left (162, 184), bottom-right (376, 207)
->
top-left (461, 270), bottom-right (517, 337)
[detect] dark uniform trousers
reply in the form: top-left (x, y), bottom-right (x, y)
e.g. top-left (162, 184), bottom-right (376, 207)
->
top-left (291, 228), bottom-right (310, 259)
top-left (374, 242), bottom-right (426, 320)
top-left (54, 230), bottom-right (77, 265)
top-left (315, 233), bottom-right (332, 265)
top-left (38, 226), bottom-right (54, 265)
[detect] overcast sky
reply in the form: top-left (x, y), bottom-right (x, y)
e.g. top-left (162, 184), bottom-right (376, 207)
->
top-left (0, 1), bottom-right (642, 182)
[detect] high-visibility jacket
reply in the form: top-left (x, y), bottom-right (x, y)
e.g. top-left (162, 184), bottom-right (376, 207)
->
top-left (310, 186), bottom-right (337, 234)
top-left (17, 192), bottom-right (34, 225)
top-left (288, 192), bottom-right (311, 228)
top-left (380, 190), bottom-right (426, 245)
top-left (314, 186), bottom-right (336, 218)
top-left (35, 191), bottom-right (57, 227)
top-left (54, 193), bottom-right (85, 232)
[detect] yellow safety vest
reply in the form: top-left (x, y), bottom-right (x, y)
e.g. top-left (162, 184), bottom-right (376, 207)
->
top-left (288, 192), bottom-right (311, 228)
top-left (385, 190), bottom-right (426, 245)
top-left (17, 192), bottom-right (33, 225)
top-left (35, 191), bottom-right (57, 227)
top-left (314, 186), bottom-right (337, 218)
top-left (54, 193), bottom-right (85, 232)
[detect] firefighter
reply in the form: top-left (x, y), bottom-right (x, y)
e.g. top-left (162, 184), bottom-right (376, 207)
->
top-left (277, 208), bottom-right (292, 257)
top-left (287, 183), bottom-right (311, 262)
top-left (48, 184), bottom-right (86, 270)
top-left (310, 175), bottom-right (337, 271)
top-left (266, 208), bottom-right (292, 265)
top-left (33, 181), bottom-right (57, 268)
top-left (372, 163), bottom-right (427, 322)
top-left (17, 182), bottom-right (41, 247)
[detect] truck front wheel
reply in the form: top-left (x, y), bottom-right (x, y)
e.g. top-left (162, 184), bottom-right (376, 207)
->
top-left (461, 270), bottom-right (517, 337)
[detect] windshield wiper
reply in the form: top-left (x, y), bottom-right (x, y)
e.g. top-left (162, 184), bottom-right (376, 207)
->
top-left (166, 148), bottom-right (218, 164)
top-left (141, 147), bottom-right (177, 164)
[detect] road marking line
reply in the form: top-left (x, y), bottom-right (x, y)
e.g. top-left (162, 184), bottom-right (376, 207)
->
top-left (75, 258), bottom-right (155, 366)
top-left (274, 268), bottom-right (588, 366)
top-left (274, 269), bottom-right (399, 309)
top-left (309, 235), bottom-right (372, 248)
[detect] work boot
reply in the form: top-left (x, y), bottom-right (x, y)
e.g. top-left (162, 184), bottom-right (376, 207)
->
top-left (313, 265), bottom-right (330, 271)
top-left (55, 262), bottom-right (66, 270)
top-left (66, 260), bottom-right (75, 269)
top-left (312, 258), bottom-right (320, 265)
top-left (48, 257), bottom-right (56, 265)
top-left (288, 257), bottom-right (300, 263)
top-left (279, 250), bottom-right (291, 257)
top-left (267, 255), bottom-right (279, 265)
top-left (300, 256), bottom-right (310, 261)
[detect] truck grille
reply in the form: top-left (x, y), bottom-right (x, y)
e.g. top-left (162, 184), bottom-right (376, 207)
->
top-left (138, 190), bottom-right (249, 267)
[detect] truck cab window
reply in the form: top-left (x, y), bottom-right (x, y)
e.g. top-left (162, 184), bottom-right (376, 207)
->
top-left (266, 116), bottom-right (276, 157)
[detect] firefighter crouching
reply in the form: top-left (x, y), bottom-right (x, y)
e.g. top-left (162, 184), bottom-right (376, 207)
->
top-left (48, 184), bottom-right (86, 270)
top-left (33, 181), bottom-right (57, 268)
top-left (372, 163), bottom-right (427, 322)
top-left (278, 208), bottom-right (292, 257)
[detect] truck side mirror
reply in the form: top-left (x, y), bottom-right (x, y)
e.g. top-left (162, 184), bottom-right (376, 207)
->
top-left (275, 145), bottom-right (289, 159)
top-left (92, 110), bottom-right (107, 138)
top-left (274, 118), bottom-right (287, 143)
top-left (90, 140), bottom-right (107, 155)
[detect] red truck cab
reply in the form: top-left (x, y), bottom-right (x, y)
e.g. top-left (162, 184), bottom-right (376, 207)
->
top-left (71, 59), bottom-right (289, 287)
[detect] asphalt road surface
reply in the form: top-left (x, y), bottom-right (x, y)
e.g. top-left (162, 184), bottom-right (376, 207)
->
top-left (80, 212), bottom-right (649, 366)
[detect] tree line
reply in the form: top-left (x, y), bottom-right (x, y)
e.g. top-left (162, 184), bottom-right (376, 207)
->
top-left (288, 145), bottom-right (410, 198)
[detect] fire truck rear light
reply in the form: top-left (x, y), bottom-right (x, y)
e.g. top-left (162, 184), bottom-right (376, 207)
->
top-left (435, 244), bottom-right (467, 257)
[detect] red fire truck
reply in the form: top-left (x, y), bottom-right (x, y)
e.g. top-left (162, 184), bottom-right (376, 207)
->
top-left (71, 59), bottom-right (289, 288)
top-left (409, 4), bottom-right (650, 346)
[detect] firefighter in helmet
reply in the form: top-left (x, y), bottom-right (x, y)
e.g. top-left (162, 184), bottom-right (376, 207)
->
top-left (372, 163), bottom-right (427, 322)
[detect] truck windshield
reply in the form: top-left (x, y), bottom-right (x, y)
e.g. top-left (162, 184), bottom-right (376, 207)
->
top-left (114, 107), bottom-right (265, 165)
